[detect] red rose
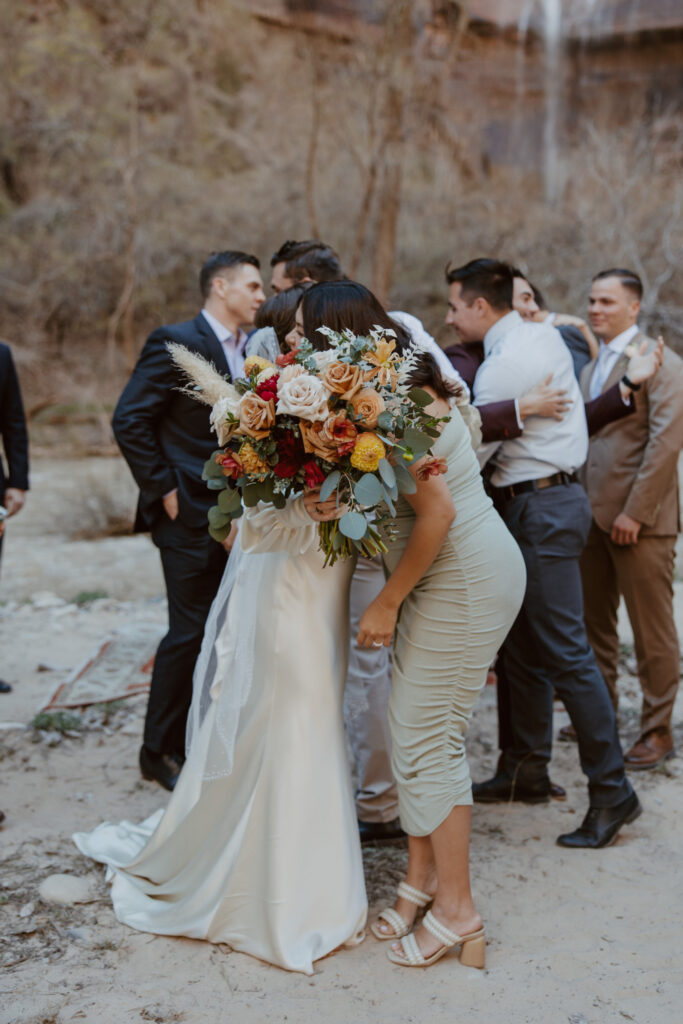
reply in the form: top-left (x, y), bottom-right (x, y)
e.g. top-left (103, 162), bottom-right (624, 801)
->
top-left (303, 460), bottom-right (326, 489)
top-left (256, 375), bottom-right (279, 403)
top-left (276, 350), bottom-right (299, 367)
top-left (273, 429), bottom-right (304, 478)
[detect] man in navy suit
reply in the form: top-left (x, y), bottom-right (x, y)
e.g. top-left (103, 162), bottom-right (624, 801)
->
top-left (0, 341), bottom-right (30, 700)
top-left (113, 251), bottom-right (265, 790)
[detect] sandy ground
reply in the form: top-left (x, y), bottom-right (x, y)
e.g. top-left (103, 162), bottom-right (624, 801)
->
top-left (1, 457), bottom-right (682, 1024)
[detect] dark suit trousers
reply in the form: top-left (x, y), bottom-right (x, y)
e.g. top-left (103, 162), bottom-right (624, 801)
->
top-left (145, 515), bottom-right (227, 756)
top-left (499, 483), bottom-right (632, 808)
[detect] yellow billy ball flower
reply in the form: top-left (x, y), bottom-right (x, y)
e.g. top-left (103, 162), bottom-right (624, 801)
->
top-left (350, 432), bottom-right (386, 473)
top-left (238, 441), bottom-right (270, 478)
top-left (243, 354), bottom-right (275, 376)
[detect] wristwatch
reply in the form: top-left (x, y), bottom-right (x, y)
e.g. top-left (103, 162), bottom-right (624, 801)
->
top-left (621, 373), bottom-right (641, 392)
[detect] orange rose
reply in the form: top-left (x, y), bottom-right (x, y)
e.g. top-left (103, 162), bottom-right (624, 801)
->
top-left (237, 392), bottom-right (276, 440)
top-left (322, 411), bottom-right (358, 456)
top-left (321, 361), bottom-right (363, 400)
top-left (350, 388), bottom-right (385, 429)
top-left (300, 420), bottom-right (341, 462)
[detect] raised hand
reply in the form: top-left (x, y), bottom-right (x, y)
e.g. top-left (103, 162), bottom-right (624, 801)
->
top-left (624, 336), bottom-right (664, 388)
top-left (518, 374), bottom-right (571, 422)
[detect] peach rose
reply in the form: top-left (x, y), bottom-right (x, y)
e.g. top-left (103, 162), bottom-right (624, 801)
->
top-left (277, 373), bottom-right (330, 423)
top-left (300, 421), bottom-right (340, 462)
top-left (350, 388), bottom-right (385, 429)
top-left (277, 364), bottom-right (307, 386)
top-left (237, 392), bottom-right (276, 440)
top-left (321, 361), bottom-right (363, 400)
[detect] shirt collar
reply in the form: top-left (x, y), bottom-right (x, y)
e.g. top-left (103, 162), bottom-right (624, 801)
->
top-left (483, 310), bottom-right (523, 357)
top-left (600, 323), bottom-right (639, 357)
top-left (202, 308), bottom-right (246, 348)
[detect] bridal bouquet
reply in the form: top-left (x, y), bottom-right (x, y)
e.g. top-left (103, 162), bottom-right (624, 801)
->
top-left (169, 328), bottom-right (447, 565)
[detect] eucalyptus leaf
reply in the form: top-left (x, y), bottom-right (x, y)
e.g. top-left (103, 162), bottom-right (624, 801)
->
top-left (339, 510), bottom-right (369, 540)
top-left (206, 477), bottom-right (227, 491)
top-left (393, 459), bottom-right (417, 494)
top-left (377, 411), bottom-right (395, 432)
top-left (202, 454), bottom-right (225, 480)
top-left (242, 483), bottom-right (262, 508)
top-left (320, 470), bottom-right (341, 502)
top-left (383, 487), bottom-right (397, 517)
top-left (353, 473), bottom-right (384, 506)
top-left (208, 505), bottom-right (231, 529)
top-left (218, 488), bottom-right (242, 514)
top-left (332, 529), bottom-right (344, 550)
top-left (208, 522), bottom-right (233, 543)
top-left (407, 387), bottom-right (433, 408)
top-left (261, 477), bottom-right (276, 503)
top-left (378, 458), bottom-right (396, 487)
top-left (402, 427), bottom-right (432, 460)
top-left (378, 458), bottom-right (398, 499)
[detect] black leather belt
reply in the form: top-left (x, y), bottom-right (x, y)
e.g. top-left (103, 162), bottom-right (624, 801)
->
top-left (496, 471), bottom-right (578, 502)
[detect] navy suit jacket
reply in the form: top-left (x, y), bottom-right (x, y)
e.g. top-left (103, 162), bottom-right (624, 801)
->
top-left (0, 342), bottom-right (29, 503)
top-left (113, 314), bottom-right (231, 532)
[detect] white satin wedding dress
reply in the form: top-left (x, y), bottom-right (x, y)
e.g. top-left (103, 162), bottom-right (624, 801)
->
top-left (73, 498), bottom-right (367, 974)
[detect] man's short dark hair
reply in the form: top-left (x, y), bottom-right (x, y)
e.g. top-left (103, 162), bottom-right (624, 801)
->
top-left (592, 267), bottom-right (643, 301)
top-left (199, 251), bottom-right (260, 300)
top-left (270, 239), bottom-right (344, 284)
top-left (445, 258), bottom-right (514, 311)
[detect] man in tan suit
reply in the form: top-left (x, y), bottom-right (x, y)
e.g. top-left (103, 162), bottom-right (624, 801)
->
top-left (580, 268), bottom-right (683, 769)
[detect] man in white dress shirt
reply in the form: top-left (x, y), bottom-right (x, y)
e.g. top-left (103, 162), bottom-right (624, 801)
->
top-left (445, 258), bottom-right (639, 849)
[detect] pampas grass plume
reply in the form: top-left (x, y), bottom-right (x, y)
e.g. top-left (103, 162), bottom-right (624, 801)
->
top-left (166, 342), bottom-right (237, 406)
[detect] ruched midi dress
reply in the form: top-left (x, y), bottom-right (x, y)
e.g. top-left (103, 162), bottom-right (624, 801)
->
top-left (382, 407), bottom-right (526, 836)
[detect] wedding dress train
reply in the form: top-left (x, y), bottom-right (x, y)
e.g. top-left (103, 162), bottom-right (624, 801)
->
top-left (74, 498), bottom-right (367, 974)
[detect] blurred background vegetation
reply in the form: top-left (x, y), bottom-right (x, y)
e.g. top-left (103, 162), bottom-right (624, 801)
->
top-left (1, 0), bottom-right (681, 452)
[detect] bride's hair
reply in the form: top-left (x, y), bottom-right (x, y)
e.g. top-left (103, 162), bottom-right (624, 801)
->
top-left (301, 280), bottom-right (462, 401)
top-left (254, 284), bottom-right (310, 350)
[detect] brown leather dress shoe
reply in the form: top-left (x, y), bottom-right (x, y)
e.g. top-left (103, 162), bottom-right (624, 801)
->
top-left (624, 731), bottom-right (674, 771)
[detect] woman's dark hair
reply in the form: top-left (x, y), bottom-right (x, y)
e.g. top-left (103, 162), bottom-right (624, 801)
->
top-left (254, 284), bottom-right (309, 349)
top-left (301, 280), bottom-right (461, 401)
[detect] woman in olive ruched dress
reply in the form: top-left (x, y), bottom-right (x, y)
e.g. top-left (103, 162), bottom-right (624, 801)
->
top-left (303, 281), bottom-right (526, 970)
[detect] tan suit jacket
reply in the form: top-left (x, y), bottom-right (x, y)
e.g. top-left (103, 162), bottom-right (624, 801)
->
top-left (579, 331), bottom-right (683, 537)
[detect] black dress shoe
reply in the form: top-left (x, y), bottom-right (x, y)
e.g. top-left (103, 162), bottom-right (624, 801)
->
top-left (0, 680), bottom-right (12, 694)
top-left (358, 817), bottom-right (407, 844)
top-left (473, 772), bottom-right (550, 805)
top-left (556, 792), bottom-right (642, 849)
top-left (139, 746), bottom-right (183, 791)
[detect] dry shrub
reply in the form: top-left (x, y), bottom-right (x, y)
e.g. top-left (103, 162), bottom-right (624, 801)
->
top-left (0, 0), bottom-right (680, 442)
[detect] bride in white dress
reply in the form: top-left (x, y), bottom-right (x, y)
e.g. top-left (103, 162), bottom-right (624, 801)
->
top-left (73, 494), bottom-right (367, 975)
